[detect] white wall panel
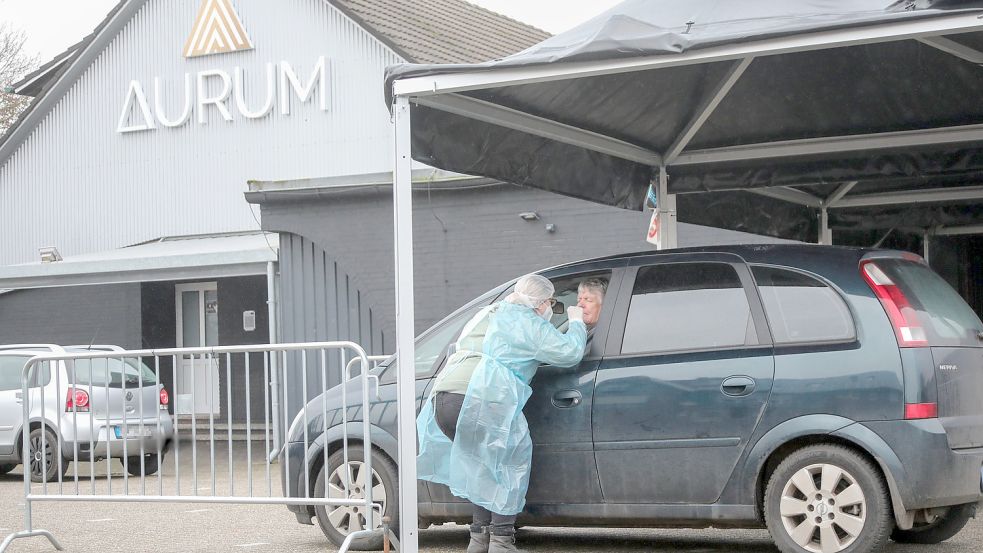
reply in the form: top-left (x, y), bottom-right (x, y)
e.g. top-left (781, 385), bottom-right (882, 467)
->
top-left (0, 0), bottom-right (403, 265)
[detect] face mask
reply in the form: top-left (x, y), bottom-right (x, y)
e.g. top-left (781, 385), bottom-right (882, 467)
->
top-left (538, 303), bottom-right (553, 322)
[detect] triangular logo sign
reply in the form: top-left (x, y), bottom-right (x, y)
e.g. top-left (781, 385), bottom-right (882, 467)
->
top-left (183, 0), bottom-right (254, 58)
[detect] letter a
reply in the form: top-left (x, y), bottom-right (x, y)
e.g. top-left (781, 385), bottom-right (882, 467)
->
top-left (117, 80), bottom-right (157, 133)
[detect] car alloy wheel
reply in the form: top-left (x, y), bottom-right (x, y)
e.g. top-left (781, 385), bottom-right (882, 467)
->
top-left (28, 427), bottom-right (60, 483)
top-left (779, 463), bottom-right (867, 553)
top-left (324, 459), bottom-right (387, 535)
top-left (314, 444), bottom-right (399, 551)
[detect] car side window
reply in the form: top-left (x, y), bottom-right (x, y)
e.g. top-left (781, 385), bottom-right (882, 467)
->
top-left (752, 265), bottom-right (856, 344)
top-left (548, 270), bottom-right (612, 331)
top-left (0, 356), bottom-right (31, 391)
top-left (622, 262), bottom-right (756, 355)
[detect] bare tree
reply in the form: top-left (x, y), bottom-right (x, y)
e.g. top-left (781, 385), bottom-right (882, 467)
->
top-left (0, 23), bottom-right (39, 136)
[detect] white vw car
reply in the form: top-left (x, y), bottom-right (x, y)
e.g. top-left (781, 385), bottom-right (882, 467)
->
top-left (0, 345), bottom-right (174, 482)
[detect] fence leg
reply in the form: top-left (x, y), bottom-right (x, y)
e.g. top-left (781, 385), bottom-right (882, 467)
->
top-left (0, 530), bottom-right (64, 552)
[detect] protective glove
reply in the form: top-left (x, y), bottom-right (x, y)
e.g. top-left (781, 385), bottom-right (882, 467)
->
top-left (566, 306), bottom-right (584, 323)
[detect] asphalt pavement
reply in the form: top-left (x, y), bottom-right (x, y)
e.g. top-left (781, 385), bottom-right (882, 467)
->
top-left (0, 442), bottom-right (980, 552)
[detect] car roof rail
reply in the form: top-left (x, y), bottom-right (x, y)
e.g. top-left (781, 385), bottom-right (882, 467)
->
top-left (0, 343), bottom-right (66, 353)
top-left (66, 344), bottom-right (125, 352)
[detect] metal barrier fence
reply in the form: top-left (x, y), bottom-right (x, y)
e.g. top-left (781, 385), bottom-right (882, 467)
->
top-left (0, 342), bottom-right (385, 553)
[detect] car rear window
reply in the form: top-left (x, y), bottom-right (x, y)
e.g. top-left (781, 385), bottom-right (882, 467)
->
top-left (873, 259), bottom-right (983, 347)
top-left (69, 358), bottom-right (158, 388)
top-left (752, 266), bottom-right (856, 344)
top-left (622, 262), bottom-right (756, 355)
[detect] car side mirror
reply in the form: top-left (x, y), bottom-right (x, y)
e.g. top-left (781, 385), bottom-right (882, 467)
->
top-left (552, 300), bottom-right (565, 315)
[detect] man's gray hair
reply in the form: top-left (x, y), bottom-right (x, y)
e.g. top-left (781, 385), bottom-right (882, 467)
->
top-left (578, 277), bottom-right (608, 298)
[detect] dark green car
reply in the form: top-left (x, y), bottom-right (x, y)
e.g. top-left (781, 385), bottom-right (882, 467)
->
top-left (284, 245), bottom-right (983, 553)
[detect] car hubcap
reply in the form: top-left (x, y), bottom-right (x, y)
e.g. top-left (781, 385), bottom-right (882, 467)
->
top-left (324, 460), bottom-right (386, 536)
top-left (780, 463), bottom-right (867, 553)
top-left (29, 436), bottom-right (52, 478)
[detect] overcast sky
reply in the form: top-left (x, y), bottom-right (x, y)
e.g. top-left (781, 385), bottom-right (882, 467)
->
top-left (0, 0), bottom-right (621, 63)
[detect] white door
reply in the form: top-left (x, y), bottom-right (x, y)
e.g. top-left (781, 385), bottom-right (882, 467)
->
top-left (175, 283), bottom-right (220, 416)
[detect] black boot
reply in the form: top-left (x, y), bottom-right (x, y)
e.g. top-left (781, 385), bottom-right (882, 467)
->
top-left (467, 525), bottom-right (490, 553)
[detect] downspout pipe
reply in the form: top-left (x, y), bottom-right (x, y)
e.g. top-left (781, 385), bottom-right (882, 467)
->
top-left (267, 260), bottom-right (282, 462)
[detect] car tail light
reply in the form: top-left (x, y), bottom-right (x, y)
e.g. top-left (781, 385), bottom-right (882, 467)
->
top-left (159, 388), bottom-right (169, 409)
top-left (861, 261), bottom-right (928, 347)
top-left (904, 402), bottom-right (938, 420)
top-left (66, 388), bottom-right (89, 412)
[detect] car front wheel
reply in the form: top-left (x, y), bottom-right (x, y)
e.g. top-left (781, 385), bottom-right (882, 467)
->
top-left (765, 444), bottom-right (892, 553)
top-left (0, 464), bottom-right (15, 476)
top-left (313, 444), bottom-right (398, 551)
top-left (890, 503), bottom-right (975, 544)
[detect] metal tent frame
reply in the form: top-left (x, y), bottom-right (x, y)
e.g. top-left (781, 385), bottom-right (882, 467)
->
top-left (389, 10), bottom-right (983, 552)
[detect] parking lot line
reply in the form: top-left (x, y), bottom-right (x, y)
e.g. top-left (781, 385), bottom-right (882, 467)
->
top-left (86, 518), bottom-right (114, 522)
top-left (235, 543), bottom-right (271, 548)
top-left (183, 508), bottom-right (211, 513)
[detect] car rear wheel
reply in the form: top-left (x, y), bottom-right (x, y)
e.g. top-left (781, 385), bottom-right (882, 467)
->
top-left (28, 427), bottom-right (66, 483)
top-left (890, 503), bottom-right (975, 544)
top-left (125, 454), bottom-right (161, 477)
top-left (0, 464), bottom-right (15, 476)
top-left (313, 444), bottom-right (397, 551)
top-left (765, 444), bottom-right (892, 553)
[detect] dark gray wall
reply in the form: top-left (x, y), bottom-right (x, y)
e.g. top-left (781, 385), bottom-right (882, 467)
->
top-left (257, 182), bottom-right (793, 349)
top-left (0, 283), bottom-right (141, 347)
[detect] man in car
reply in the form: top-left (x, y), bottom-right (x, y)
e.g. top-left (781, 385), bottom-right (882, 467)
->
top-left (577, 277), bottom-right (607, 334)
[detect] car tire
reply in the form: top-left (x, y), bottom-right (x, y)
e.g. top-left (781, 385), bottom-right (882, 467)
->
top-left (890, 503), bottom-right (974, 544)
top-left (764, 444), bottom-right (892, 553)
top-left (125, 454), bottom-right (161, 477)
top-left (313, 444), bottom-right (398, 551)
top-left (0, 464), bottom-right (15, 476)
top-left (28, 427), bottom-right (66, 483)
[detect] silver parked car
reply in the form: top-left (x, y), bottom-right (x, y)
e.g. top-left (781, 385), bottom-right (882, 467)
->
top-left (0, 344), bottom-right (174, 482)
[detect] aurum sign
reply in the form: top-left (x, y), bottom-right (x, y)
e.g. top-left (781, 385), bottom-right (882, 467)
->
top-left (116, 58), bottom-right (329, 133)
top-left (117, 0), bottom-right (328, 134)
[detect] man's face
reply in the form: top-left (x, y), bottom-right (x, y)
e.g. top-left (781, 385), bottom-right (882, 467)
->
top-left (577, 289), bottom-right (603, 327)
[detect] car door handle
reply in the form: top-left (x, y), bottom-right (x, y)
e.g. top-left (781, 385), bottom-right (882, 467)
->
top-left (721, 376), bottom-right (756, 397)
top-left (551, 390), bottom-right (582, 408)
top-left (14, 392), bottom-right (23, 403)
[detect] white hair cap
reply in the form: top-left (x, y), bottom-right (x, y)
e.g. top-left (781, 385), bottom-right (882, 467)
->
top-left (505, 274), bottom-right (554, 308)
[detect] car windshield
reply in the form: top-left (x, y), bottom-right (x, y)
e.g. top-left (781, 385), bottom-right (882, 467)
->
top-left (69, 357), bottom-right (158, 388)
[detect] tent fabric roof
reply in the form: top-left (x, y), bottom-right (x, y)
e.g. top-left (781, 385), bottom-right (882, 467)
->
top-left (328, 0), bottom-right (550, 64)
top-left (0, 232), bottom-right (278, 290)
top-left (386, 0), bottom-right (983, 240)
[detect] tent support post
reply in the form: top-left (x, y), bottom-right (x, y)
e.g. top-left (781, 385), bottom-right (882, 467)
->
top-left (923, 229), bottom-right (931, 264)
top-left (392, 95), bottom-right (420, 553)
top-left (656, 166), bottom-right (677, 250)
top-left (819, 207), bottom-right (832, 245)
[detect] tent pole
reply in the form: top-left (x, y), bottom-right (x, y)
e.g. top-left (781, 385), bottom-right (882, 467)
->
top-left (392, 95), bottom-right (420, 553)
top-left (819, 207), bottom-right (832, 245)
top-left (923, 229), bottom-right (931, 264)
top-left (656, 166), bottom-right (677, 250)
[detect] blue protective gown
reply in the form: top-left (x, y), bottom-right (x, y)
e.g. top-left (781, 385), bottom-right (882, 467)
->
top-left (417, 300), bottom-right (588, 515)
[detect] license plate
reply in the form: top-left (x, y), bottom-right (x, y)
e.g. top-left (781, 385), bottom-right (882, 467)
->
top-left (113, 426), bottom-right (153, 439)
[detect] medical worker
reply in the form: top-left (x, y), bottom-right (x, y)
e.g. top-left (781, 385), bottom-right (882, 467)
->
top-left (417, 274), bottom-right (588, 553)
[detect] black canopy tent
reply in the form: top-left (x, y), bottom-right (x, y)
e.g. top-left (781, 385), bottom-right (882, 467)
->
top-left (386, 0), bottom-right (983, 243)
top-left (384, 2), bottom-right (983, 549)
